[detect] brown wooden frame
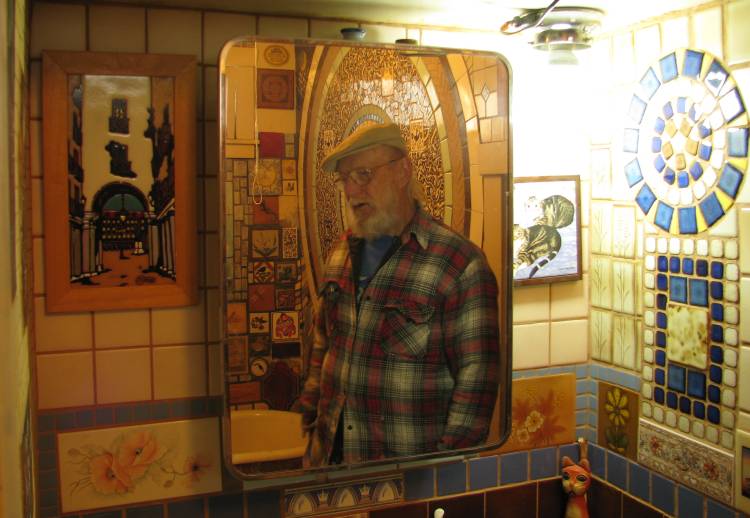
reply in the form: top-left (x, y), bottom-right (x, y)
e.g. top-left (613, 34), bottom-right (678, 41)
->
top-left (512, 175), bottom-right (582, 286)
top-left (42, 50), bottom-right (197, 312)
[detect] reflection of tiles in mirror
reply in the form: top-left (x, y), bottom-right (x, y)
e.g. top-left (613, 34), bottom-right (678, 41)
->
top-left (284, 475), bottom-right (403, 517)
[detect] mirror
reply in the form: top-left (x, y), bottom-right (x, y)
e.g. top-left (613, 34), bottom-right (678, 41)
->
top-left (218, 36), bottom-right (512, 479)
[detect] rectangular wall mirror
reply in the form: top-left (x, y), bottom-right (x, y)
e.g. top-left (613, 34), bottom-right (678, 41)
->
top-left (218, 36), bottom-right (513, 480)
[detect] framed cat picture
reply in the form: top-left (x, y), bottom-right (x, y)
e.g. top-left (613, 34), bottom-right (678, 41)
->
top-left (512, 176), bottom-right (582, 286)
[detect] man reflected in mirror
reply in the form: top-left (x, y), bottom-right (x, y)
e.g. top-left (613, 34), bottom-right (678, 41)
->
top-left (294, 122), bottom-right (500, 467)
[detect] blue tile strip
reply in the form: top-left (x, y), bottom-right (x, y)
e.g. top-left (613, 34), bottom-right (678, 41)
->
top-left (404, 467), bottom-right (435, 500)
top-left (469, 456), bottom-right (498, 491)
top-left (606, 451), bottom-right (627, 490)
top-left (500, 451), bottom-right (529, 485)
top-left (677, 486), bottom-right (703, 518)
top-left (652, 473), bottom-right (676, 515)
top-left (436, 462), bottom-right (467, 496)
top-left (629, 461), bottom-right (650, 502)
top-left (530, 447), bottom-right (557, 480)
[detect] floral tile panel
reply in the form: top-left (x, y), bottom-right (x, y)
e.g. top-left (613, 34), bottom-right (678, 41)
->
top-left (284, 476), bottom-right (403, 517)
top-left (598, 382), bottom-right (638, 460)
top-left (638, 419), bottom-right (733, 505)
top-left (58, 417), bottom-right (221, 513)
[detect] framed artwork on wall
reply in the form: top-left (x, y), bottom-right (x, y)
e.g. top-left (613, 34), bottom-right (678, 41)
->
top-left (512, 175), bottom-right (582, 286)
top-left (736, 430), bottom-right (750, 513)
top-left (42, 50), bottom-right (197, 312)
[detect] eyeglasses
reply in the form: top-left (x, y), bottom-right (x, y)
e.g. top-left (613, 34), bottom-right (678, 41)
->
top-left (333, 157), bottom-right (402, 191)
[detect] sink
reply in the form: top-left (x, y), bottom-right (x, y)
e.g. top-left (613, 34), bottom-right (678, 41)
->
top-left (230, 409), bottom-right (307, 464)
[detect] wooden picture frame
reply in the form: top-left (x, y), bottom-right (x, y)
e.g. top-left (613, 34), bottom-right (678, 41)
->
top-left (736, 429), bottom-right (750, 513)
top-left (42, 50), bottom-right (197, 312)
top-left (512, 175), bottom-right (582, 286)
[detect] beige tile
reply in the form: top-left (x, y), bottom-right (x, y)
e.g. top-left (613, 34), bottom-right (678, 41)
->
top-left (661, 16), bottom-right (688, 51)
top-left (469, 209), bottom-right (483, 248)
top-left (406, 28), bottom-right (421, 44)
top-left (207, 342), bottom-right (223, 396)
top-left (310, 19), bottom-right (353, 40)
top-left (257, 16), bottom-right (308, 38)
top-left (740, 347), bottom-right (750, 412)
top-left (204, 233), bottom-right (219, 288)
top-left (30, 2), bottom-right (86, 58)
top-left (89, 5), bottom-right (145, 53)
top-left (728, 0), bottom-right (750, 65)
top-left (93, 309), bottom-right (150, 348)
top-left (204, 121), bottom-right (219, 177)
top-left (740, 208), bottom-right (750, 275)
top-left (204, 177), bottom-right (219, 232)
top-left (633, 24), bottom-right (661, 72)
top-left (147, 8), bottom-right (202, 59)
top-left (30, 120), bottom-right (41, 178)
top-left (35, 297), bottom-right (93, 352)
top-left (153, 344), bottom-right (207, 399)
top-left (742, 279), bottom-right (750, 344)
top-left (205, 288), bottom-right (220, 342)
top-left (360, 24), bottom-right (407, 44)
top-left (152, 292), bottom-right (206, 345)
top-left (33, 238), bottom-right (45, 295)
top-left (550, 320), bottom-right (588, 365)
top-left (692, 7), bottom-right (723, 59)
top-left (32, 178), bottom-right (43, 236)
top-left (550, 276), bottom-right (589, 320)
top-left (96, 348), bottom-right (152, 404)
top-left (512, 284), bottom-right (550, 323)
top-left (29, 60), bottom-right (41, 119)
top-left (204, 11), bottom-right (255, 66)
top-left (37, 352), bottom-right (94, 409)
top-left (203, 66), bottom-right (218, 121)
top-left (512, 323), bottom-right (550, 370)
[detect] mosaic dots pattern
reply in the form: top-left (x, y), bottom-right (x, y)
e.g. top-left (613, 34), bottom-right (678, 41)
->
top-left (624, 49), bottom-right (748, 235)
top-left (640, 235), bottom-right (740, 451)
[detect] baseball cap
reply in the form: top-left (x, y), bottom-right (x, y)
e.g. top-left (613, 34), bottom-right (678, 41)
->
top-left (320, 122), bottom-right (407, 173)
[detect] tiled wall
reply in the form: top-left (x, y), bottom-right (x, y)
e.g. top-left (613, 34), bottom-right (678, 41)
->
top-left (24, 0), bottom-right (750, 517)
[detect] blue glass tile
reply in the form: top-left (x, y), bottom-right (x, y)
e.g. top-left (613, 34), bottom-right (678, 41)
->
top-left (689, 105), bottom-right (698, 122)
top-left (623, 128), bottom-right (640, 153)
top-left (114, 406), bottom-right (133, 424)
top-left (699, 143), bottom-right (712, 161)
top-left (636, 184), bottom-right (657, 214)
top-left (707, 405), bottom-right (720, 424)
top-left (405, 467), bottom-right (436, 499)
top-left (668, 364), bottom-right (686, 392)
top-left (589, 444), bottom-right (606, 479)
top-left (711, 324), bottom-right (724, 343)
top-left (677, 97), bottom-right (687, 113)
top-left (641, 67), bottom-right (661, 99)
top-left (469, 456), bottom-right (498, 490)
top-left (657, 294), bottom-right (668, 309)
top-left (76, 409), bottom-right (94, 427)
top-left (663, 100), bottom-right (675, 119)
top-left (245, 492), bottom-right (280, 518)
top-left (653, 155), bottom-right (666, 173)
top-left (670, 276), bottom-right (688, 303)
top-left (652, 136), bottom-right (662, 152)
top-left (654, 116), bottom-right (666, 133)
top-left (657, 274), bottom-right (668, 291)
top-left (669, 257), bottom-right (680, 273)
top-left (727, 127), bottom-right (749, 157)
top-left (629, 462), bottom-right (650, 502)
top-left (437, 461), bottom-right (467, 495)
top-left (689, 279), bottom-right (708, 307)
top-left (663, 168), bottom-right (676, 185)
top-left (678, 207), bottom-right (698, 234)
top-left (711, 281), bottom-right (723, 300)
top-left (656, 312), bottom-right (667, 329)
top-left (718, 162), bottom-right (744, 198)
top-left (700, 192), bottom-right (725, 227)
top-left (652, 473), bottom-right (676, 515)
top-left (683, 49), bottom-right (704, 78)
top-left (688, 371), bottom-right (707, 399)
top-left (710, 346), bottom-right (724, 364)
top-left (707, 499), bottom-right (735, 518)
top-left (625, 159), bottom-right (644, 186)
top-left (694, 401), bottom-right (706, 418)
top-left (699, 123), bottom-right (712, 138)
top-left (654, 202), bottom-right (674, 231)
top-left (678, 486), bottom-right (704, 518)
top-left (655, 369), bottom-right (665, 386)
top-left (710, 365), bottom-right (723, 384)
top-left (126, 504), bottom-right (163, 518)
top-left (629, 95), bottom-right (648, 124)
top-left (722, 88), bottom-right (745, 122)
top-left (655, 350), bottom-right (666, 366)
top-left (696, 260), bottom-right (708, 276)
top-left (711, 303), bottom-right (724, 321)
top-left (660, 53), bottom-right (678, 82)
top-left (682, 258), bottom-right (694, 275)
top-left (56, 413), bottom-right (75, 430)
top-left (658, 256), bottom-right (669, 271)
top-left (689, 161), bottom-right (703, 180)
top-left (656, 331), bottom-right (666, 347)
top-left (530, 447), bottom-right (557, 480)
top-left (708, 385), bottom-right (721, 403)
top-left (500, 452), bottom-right (528, 485)
top-left (679, 396), bottom-right (691, 414)
top-left (678, 171), bottom-right (690, 187)
top-left (167, 499), bottom-right (205, 518)
top-left (607, 451), bottom-right (627, 490)
top-left (705, 59), bottom-right (729, 95)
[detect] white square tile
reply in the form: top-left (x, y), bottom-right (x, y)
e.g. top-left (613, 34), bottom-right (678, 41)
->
top-left (550, 320), bottom-right (588, 365)
top-left (512, 323), bottom-right (550, 369)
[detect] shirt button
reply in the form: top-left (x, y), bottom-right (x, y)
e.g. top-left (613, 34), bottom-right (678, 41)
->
top-left (347, 425), bottom-right (353, 430)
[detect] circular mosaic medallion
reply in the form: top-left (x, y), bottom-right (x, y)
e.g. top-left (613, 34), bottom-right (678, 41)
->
top-left (623, 49), bottom-right (748, 234)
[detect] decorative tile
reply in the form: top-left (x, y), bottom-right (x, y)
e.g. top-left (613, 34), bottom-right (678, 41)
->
top-left (254, 196), bottom-right (279, 225)
top-left (250, 160), bottom-right (282, 196)
top-left (226, 336), bottom-right (249, 375)
top-left (226, 302), bottom-right (247, 335)
top-left (257, 69), bottom-right (295, 109)
top-left (271, 311), bottom-right (299, 341)
top-left (285, 476), bottom-right (403, 516)
top-left (248, 284), bottom-right (276, 312)
top-left (612, 315), bottom-right (637, 369)
top-left (282, 228), bottom-right (299, 259)
top-left (58, 418), bottom-right (221, 513)
top-left (252, 229), bottom-right (279, 258)
top-left (598, 382), bottom-right (638, 460)
top-left (666, 304), bottom-right (708, 369)
top-left (590, 310), bottom-right (613, 362)
top-left (638, 419), bottom-right (732, 505)
top-left (590, 257), bottom-right (612, 310)
top-left (249, 312), bottom-right (270, 334)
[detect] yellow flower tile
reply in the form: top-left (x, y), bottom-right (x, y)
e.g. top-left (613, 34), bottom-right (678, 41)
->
top-left (512, 323), bottom-right (550, 370)
top-left (96, 348), bottom-right (152, 404)
top-left (147, 8), bottom-right (201, 59)
top-left (93, 309), bottom-right (150, 349)
top-left (88, 5), bottom-right (145, 53)
top-left (153, 344), bottom-right (207, 400)
top-left (37, 352), bottom-right (94, 409)
top-left (34, 297), bottom-right (93, 353)
top-left (203, 12), bottom-right (255, 65)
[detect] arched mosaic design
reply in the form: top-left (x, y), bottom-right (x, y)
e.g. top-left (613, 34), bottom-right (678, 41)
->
top-left (623, 49), bottom-right (748, 235)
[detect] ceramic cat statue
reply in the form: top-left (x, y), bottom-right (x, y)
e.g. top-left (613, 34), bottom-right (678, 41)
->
top-left (561, 454), bottom-right (591, 518)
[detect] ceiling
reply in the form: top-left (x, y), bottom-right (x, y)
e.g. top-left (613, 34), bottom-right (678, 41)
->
top-left (120, 0), bottom-right (711, 32)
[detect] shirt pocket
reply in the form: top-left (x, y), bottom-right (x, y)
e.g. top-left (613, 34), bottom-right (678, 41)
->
top-left (320, 282), bottom-right (340, 336)
top-left (380, 299), bottom-right (435, 359)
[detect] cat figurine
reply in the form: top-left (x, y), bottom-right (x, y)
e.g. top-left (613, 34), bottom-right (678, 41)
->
top-left (525, 194), bottom-right (575, 229)
top-left (561, 455), bottom-right (591, 518)
top-left (512, 224), bottom-right (562, 278)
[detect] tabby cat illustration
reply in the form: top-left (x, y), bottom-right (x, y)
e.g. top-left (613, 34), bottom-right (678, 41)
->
top-left (561, 456), bottom-right (591, 518)
top-left (525, 194), bottom-right (575, 228)
top-left (513, 224), bottom-right (562, 278)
